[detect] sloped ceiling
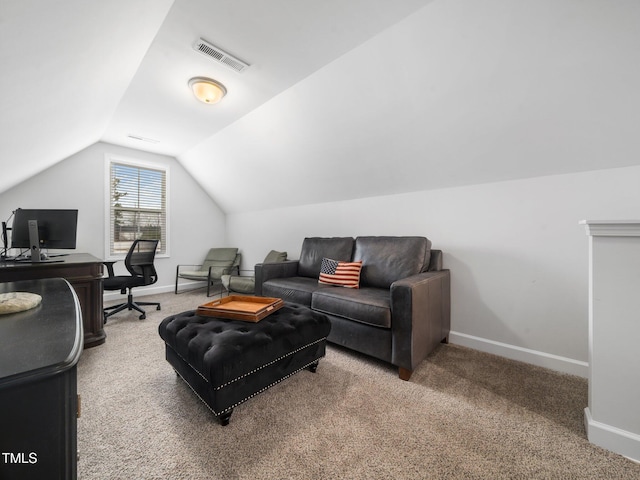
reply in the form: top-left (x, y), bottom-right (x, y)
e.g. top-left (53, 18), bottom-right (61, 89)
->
top-left (0, 0), bottom-right (174, 193)
top-left (180, 0), bottom-right (640, 213)
top-left (2, 0), bottom-right (640, 213)
top-left (0, 0), bottom-right (435, 196)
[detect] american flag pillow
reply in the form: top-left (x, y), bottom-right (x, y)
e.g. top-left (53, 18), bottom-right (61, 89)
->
top-left (318, 258), bottom-right (363, 288)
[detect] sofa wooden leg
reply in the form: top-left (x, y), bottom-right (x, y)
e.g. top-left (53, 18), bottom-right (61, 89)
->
top-left (398, 367), bottom-right (412, 381)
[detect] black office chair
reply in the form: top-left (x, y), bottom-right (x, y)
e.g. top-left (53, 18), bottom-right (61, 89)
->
top-left (103, 239), bottom-right (161, 322)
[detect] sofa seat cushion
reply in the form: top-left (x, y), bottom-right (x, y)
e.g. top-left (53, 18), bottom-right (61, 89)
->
top-left (262, 276), bottom-right (329, 307)
top-left (311, 286), bottom-right (391, 328)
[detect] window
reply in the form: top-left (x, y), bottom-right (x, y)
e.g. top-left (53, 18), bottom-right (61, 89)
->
top-left (106, 155), bottom-right (169, 257)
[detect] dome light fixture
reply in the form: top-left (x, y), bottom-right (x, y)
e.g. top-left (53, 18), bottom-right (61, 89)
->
top-left (188, 77), bottom-right (227, 104)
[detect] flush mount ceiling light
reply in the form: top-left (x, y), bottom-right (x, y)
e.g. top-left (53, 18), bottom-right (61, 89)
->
top-left (188, 77), bottom-right (227, 104)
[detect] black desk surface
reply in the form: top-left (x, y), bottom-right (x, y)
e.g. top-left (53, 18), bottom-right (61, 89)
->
top-left (0, 252), bottom-right (101, 270)
top-left (0, 278), bottom-right (83, 387)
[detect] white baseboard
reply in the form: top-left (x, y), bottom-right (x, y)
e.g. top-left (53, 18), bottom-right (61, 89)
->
top-left (584, 408), bottom-right (640, 463)
top-left (449, 331), bottom-right (589, 378)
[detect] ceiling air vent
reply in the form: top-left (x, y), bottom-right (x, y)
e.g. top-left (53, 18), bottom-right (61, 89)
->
top-left (193, 38), bottom-right (250, 73)
top-left (127, 134), bottom-right (159, 144)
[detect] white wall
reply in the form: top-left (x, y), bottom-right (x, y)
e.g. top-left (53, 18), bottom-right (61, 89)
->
top-left (227, 164), bottom-right (640, 377)
top-left (0, 141), bottom-right (227, 294)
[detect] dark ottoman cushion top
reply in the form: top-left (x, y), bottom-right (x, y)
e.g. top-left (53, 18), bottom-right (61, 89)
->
top-left (159, 303), bottom-right (331, 389)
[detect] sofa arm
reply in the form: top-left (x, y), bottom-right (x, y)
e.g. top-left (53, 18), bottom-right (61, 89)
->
top-left (254, 260), bottom-right (299, 296)
top-left (390, 269), bottom-right (451, 375)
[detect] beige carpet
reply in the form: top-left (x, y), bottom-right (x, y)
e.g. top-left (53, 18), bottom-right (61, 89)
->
top-left (77, 289), bottom-right (640, 479)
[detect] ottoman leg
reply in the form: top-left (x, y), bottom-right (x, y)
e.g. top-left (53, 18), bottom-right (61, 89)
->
top-left (218, 410), bottom-right (233, 426)
top-left (307, 361), bottom-right (319, 373)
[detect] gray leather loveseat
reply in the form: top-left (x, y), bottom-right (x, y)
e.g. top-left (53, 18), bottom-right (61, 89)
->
top-left (255, 236), bottom-right (450, 380)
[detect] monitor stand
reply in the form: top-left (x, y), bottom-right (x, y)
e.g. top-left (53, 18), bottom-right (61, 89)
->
top-left (28, 220), bottom-right (41, 263)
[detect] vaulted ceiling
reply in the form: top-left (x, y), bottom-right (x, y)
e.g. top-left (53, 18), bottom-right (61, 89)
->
top-left (2, 0), bottom-right (640, 213)
top-left (0, 0), bottom-right (434, 198)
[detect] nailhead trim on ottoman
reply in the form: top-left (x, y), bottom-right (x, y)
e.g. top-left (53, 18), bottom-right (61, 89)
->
top-left (158, 302), bottom-right (331, 425)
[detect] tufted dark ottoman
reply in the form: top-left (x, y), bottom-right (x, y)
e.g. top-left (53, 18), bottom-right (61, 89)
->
top-left (158, 303), bottom-right (331, 425)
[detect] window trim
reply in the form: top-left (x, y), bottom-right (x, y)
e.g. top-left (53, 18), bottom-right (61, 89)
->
top-left (104, 154), bottom-right (170, 260)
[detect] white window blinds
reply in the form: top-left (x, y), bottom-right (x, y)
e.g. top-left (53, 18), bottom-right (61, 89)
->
top-left (108, 160), bottom-right (167, 256)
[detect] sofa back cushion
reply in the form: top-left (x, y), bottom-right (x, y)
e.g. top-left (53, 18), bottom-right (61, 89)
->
top-left (298, 237), bottom-right (354, 278)
top-left (353, 236), bottom-right (431, 288)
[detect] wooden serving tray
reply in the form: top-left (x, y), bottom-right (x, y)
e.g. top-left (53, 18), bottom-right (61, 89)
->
top-left (196, 295), bottom-right (284, 322)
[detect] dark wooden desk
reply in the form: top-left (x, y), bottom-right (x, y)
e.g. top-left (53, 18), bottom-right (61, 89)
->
top-left (0, 278), bottom-right (82, 480)
top-left (0, 253), bottom-right (104, 348)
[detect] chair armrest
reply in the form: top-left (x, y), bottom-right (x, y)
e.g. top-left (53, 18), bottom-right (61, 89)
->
top-left (254, 260), bottom-right (299, 296)
top-left (103, 261), bottom-right (117, 277)
top-left (390, 270), bottom-right (451, 372)
top-left (175, 264), bottom-right (206, 280)
top-left (175, 264), bottom-right (206, 294)
top-left (176, 264), bottom-right (204, 271)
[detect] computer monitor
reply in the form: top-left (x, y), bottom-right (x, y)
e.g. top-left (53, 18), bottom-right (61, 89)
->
top-left (11, 209), bottom-right (78, 256)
